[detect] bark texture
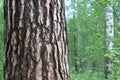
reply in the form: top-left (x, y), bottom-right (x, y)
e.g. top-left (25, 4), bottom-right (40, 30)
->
top-left (104, 5), bottom-right (114, 79)
top-left (4, 0), bottom-right (70, 80)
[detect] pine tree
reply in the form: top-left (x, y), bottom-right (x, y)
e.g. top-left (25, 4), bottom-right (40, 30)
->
top-left (4, 0), bottom-right (70, 80)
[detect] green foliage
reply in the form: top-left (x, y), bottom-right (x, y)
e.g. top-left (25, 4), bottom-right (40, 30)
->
top-left (0, 63), bottom-right (3, 80)
top-left (110, 38), bottom-right (120, 79)
top-left (66, 0), bottom-right (120, 79)
top-left (0, 1), bottom-right (4, 79)
top-left (71, 71), bottom-right (104, 80)
top-left (0, 0), bottom-right (4, 62)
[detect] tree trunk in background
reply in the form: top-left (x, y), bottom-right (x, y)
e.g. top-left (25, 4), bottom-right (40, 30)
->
top-left (4, 0), bottom-right (70, 80)
top-left (74, 37), bottom-right (78, 72)
top-left (104, 5), bottom-right (114, 79)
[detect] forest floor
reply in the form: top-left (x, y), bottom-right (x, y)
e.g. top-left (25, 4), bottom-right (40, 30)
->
top-left (0, 62), bottom-right (104, 80)
top-left (71, 71), bottom-right (104, 80)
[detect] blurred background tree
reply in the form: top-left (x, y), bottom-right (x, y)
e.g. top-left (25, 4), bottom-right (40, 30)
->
top-left (0, 0), bottom-right (4, 79)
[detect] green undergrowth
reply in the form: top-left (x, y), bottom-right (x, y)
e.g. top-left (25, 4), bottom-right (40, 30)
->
top-left (0, 62), bottom-right (3, 80)
top-left (71, 71), bottom-right (104, 80)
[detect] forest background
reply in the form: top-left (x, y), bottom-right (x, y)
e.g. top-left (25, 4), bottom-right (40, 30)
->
top-left (0, 0), bottom-right (120, 80)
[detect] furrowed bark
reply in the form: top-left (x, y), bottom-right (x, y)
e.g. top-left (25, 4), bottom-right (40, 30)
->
top-left (4, 0), bottom-right (70, 80)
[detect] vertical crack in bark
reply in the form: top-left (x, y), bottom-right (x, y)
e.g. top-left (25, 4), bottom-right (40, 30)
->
top-left (41, 42), bottom-right (48, 80)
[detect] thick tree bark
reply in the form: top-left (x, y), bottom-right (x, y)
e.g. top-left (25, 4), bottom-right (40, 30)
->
top-left (4, 0), bottom-right (70, 80)
top-left (104, 5), bottom-right (114, 79)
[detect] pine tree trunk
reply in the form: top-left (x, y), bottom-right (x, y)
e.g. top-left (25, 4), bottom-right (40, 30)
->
top-left (4, 0), bottom-right (70, 80)
top-left (104, 5), bottom-right (114, 79)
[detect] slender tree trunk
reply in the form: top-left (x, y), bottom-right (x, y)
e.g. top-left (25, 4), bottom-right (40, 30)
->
top-left (74, 37), bottom-right (78, 72)
top-left (92, 61), bottom-right (96, 71)
top-left (4, 0), bottom-right (70, 80)
top-left (104, 5), bottom-right (114, 79)
top-left (76, 0), bottom-right (85, 72)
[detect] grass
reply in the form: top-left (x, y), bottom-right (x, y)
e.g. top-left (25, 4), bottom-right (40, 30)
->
top-left (71, 71), bottom-right (104, 80)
